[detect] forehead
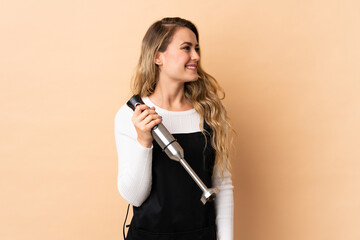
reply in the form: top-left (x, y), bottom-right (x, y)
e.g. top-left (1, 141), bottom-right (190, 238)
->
top-left (170, 27), bottom-right (198, 45)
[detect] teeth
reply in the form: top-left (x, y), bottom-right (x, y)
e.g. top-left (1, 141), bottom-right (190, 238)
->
top-left (186, 66), bottom-right (197, 69)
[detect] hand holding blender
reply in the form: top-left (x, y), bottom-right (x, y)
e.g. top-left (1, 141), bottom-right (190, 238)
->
top-left (127, 95), bottom-right (219, 204)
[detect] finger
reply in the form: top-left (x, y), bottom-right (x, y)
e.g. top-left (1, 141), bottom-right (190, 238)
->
top-left (134, 104), bottom-right (149, 116)
top-left (147, 118), bottom-right (162, 129)
top-left (138, 109), bottom-right (157, 121)
top-left (142, 113), bottom-right (160, 126)
top-left (132, 105), bottom-right (152, 123)
top-left (145, 114), bottom-right (162, 127)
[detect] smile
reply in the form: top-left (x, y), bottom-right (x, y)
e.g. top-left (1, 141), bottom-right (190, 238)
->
top-left (185, 64), bottom-right (197, 70)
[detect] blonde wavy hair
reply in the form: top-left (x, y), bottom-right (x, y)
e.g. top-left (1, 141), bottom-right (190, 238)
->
top-left (131, 17), bottom-right (232, 177)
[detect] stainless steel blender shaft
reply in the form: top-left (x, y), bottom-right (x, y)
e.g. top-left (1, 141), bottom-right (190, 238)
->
top-left (152, 123), bottom-right (219, 204)
top-left (178, 158), bottom-right (219, 204)
top-left (127, 95), bottom-right (219, 204)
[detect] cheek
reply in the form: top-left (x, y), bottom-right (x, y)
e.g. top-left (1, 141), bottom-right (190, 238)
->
top-left (164, 51), bottom-right (188, 65)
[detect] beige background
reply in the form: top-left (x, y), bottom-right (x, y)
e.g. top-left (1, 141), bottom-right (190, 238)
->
top-left (1, 0), bottom-right (359, 239)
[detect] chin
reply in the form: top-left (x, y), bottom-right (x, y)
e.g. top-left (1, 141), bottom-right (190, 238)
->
top-left (184, 78), bottom-right (199, 83)
top-left (177, 73), bottom-right (200, 83)
top-left (188, 74), bottom-right (200, 82)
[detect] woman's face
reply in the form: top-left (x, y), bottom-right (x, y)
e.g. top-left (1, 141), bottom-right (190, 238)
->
top-left (155, 27), bottom-right (200, 84)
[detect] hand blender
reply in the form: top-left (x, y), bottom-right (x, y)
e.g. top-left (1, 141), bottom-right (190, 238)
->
top-left (127, 95), bottom-right (219, 204)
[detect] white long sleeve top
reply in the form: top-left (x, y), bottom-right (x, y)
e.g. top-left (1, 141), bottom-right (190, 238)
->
top-left (115, 97), bottom-right (234, 240)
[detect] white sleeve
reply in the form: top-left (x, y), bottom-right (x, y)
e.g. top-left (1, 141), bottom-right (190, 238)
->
top-left (212, 167), bottom-right (234, 240)
top-left (114, 105), bottom-right (153, 207)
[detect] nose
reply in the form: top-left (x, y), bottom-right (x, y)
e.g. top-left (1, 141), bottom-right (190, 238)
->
top-left (191, 49), bottom-right (200, 62)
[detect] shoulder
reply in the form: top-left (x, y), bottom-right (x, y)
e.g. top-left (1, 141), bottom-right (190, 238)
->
top-left (115, 103), bottom-right (133, 119)
top-left (114, 103), bottom-right (136, 137)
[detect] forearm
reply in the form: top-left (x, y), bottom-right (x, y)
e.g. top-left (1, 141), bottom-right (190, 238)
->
top-left (213, 168), bottom-right (234, 240)
top-left (115, 106), bottom-right (153, 207)
top-left (116, 134), bottom-right (153, 206)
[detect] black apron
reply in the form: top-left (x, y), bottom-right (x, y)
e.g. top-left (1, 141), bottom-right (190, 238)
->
top-left (126, 122), bottom-right (217, 240)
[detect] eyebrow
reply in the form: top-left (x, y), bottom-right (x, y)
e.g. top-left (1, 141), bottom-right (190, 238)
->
top-left (180, 42), bottom-right (199, 47)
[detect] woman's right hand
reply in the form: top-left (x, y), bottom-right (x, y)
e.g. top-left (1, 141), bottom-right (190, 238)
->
top-left (131, 104), bottom-right (162, 148)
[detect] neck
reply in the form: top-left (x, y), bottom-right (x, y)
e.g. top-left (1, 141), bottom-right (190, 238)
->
top-left (150, 80), bottom-right (193, 111)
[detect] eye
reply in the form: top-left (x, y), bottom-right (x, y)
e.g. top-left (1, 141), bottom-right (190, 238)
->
top-left (181, 46), bottom-right (200, 52)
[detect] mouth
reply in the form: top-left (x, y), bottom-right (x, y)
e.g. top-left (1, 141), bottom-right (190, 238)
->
top-left (185, 64), bottom-right (198, 71)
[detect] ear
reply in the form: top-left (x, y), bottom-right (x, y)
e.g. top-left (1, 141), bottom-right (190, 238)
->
top-left (154, 52), bottom-right (163, 66)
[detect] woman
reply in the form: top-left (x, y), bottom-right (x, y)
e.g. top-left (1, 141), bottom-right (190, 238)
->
top-left (115, 17), bottom-right (234, 240)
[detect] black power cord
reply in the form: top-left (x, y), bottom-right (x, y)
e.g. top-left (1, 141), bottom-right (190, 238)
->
top-left (123, 204), bottom-right (130, 239)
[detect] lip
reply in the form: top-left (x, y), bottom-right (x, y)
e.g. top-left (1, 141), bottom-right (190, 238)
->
top-left (185, 64), bottom-right (198, 71)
